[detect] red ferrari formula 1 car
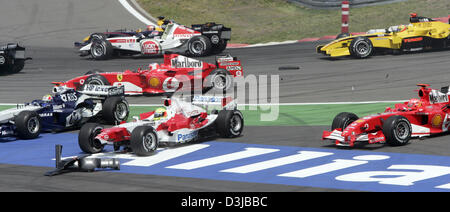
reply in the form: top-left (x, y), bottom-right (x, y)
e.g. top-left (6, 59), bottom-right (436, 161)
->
top-left (54, 54), bottom-right (243, 95)
top-left (323, 84), bottom-right (450, 147)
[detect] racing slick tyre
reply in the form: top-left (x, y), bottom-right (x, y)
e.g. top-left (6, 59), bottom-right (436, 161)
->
top-left (130, 126), bottom-right (159, 156)
top-left (188, 35), bottom-right (212, 57)
top-left (382, 115), bottom-right (412, 146)
top-left (15, 111), bottom-right (41, 139)
top-left (204, 69), bottom-right (233, 94)
top-left (102, 97), bottom-right (129, 124)
top-left (216, 109), bottom-right (244, 138)
top-left (331, 112), bottom-right (359, 131)
top-left (90, 37), bottom-right (114, 60)
top-left (78, 123), bottom-right (105, 154)
top-left (84, 74), bottom-right (110, 86)
top-left (349, 37), bottom-right (373, 59)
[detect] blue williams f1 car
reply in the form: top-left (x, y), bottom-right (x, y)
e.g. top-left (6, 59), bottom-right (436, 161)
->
top-left (0, 84), bottom-right (129, 139)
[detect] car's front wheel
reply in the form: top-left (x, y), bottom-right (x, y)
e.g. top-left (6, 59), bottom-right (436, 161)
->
top-left (90, 37), bottom-right (113, 60)
top-left (382, 115), bottom-right (411, 146)
top-left (349, 37), bottom-right (373, 58)
top-left (15, 111), bottom-right (41, 139)
top-left (331, 112), bottom-right (359, 131)
top-left (78, 123), bottom-right (105, 154)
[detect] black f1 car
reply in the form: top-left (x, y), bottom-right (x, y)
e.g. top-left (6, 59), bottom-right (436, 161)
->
top-left (0, 84), bottom-right (129, 139)
top-left (0, 43), bottom-right (32, 74)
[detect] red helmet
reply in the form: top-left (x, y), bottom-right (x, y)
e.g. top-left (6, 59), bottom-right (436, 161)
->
top-left (146, 25), bottom-right (155, 31)
top-left (407, 98), bottom-right (422, 108)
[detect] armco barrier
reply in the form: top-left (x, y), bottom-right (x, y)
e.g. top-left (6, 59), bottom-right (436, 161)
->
top-left (288, 0), bottom-right (408, 9)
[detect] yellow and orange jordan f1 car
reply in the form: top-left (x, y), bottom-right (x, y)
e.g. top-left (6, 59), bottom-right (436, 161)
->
top-left (317, 14), bottom-right (450, 59)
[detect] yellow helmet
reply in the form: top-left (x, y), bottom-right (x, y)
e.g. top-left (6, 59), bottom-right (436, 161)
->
top-left (153, 107), bottom-right (167, 121)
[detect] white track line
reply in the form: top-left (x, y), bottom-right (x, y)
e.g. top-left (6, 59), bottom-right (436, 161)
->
top-left (118, 0), bottom-right (156, 26)
top-left (0, 100), bottom-right (406, 107)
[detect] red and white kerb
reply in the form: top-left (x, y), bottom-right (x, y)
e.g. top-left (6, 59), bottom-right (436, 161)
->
top-left (341, 1), bottom-right (349, 34)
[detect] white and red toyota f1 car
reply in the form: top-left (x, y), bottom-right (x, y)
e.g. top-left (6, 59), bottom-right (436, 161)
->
top-left (323, 84), bottom-right (450, 147)
top-left (78, 95), bottom-right (244, 156)
top-left (76, 21), bottom-right (231, 60)
top-left (54, 54), bottom-right (243, 95)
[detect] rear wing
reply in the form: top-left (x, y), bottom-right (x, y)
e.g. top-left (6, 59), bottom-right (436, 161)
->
top-left (191, 22), bottom-right (231, 40)
top-left (79, 84), bottom-right (125, 97)
top-left (215, 54), bottom-right (243, 77)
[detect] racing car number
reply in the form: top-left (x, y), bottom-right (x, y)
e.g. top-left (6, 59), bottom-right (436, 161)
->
top-left (141, 40), bottom-right (160, 55)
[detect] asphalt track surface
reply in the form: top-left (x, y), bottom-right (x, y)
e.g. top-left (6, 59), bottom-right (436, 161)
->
top-left (1, 0), bottom-right (450, 192)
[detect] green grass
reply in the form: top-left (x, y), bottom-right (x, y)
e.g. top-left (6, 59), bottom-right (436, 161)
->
top-left (137, 0), bottom-right (450, 44)
top-left (1, 102), bottom-right (395, 126)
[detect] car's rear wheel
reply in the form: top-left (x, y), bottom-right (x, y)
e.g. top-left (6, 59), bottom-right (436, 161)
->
top-left (102, 97), bottom-right (129, 124)
top-left (203, 69), bottom-right (233, 94)
top-left (188, 35), bottom-right (212, 57)
top-left (216, 109), bottom-right (244, 138)
top-left (130, 126), bottom-right (159, 156)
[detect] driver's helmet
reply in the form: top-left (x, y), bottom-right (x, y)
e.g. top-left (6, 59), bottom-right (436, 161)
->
top-left (407, 98), bottom-right (422, 108)
top-left (153, 107), bottom-right (167, 121)
top-left (146, 25), bottom-right (155, 31)
top-left (42, 94), bottom-right (53, 102)
top-left (397, 25), bottom-right (407, 32)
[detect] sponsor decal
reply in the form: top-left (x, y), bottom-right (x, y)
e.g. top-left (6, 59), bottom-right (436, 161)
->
top-left (3, 137), bottom-right (450, 192)
top-left (60, 93), bottom-right (78, 102)
top-left (173, 26), bottom-right (200, 39)
top-left (404, 37), bottom-right (423, 43)
top-left (429, 90), bottom-right (449, 104)
top-left (109, 38), bottom-right (135, 43)
top-left (210, 35), bottom-right (220, 44)
top-left (163, 77), bottom-right (180, 91)
top-left (226, 66), bottom-right (242, 71)
top-left (141, 40), bottom-right (160, 55)
top-left (193, 96), bottom-right (221, 103)
top-left (443, 114), bottom-right (450, 131)
top-left (39, 113), bottom-right (52, 117)
top-left (177, 131), bottom-right (198, 142)
top-left (171, 56), bottom-right (203, 68)
top-left (431, 114), bottom-right (443, 127)
top-left (117, 74), bottom-right (123, 82)
top-left (149, 77), bottom-right (160, 87)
